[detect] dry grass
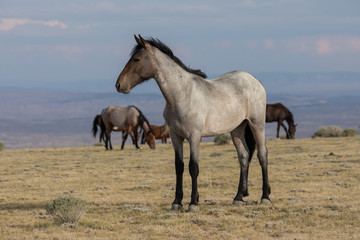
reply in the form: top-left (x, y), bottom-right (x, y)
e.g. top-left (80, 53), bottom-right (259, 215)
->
top-left (0, 137), bottom-right (359, 239)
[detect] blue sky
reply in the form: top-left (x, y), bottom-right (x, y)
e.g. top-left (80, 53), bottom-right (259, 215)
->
top-left (1, 0), bottom-right (359, 89)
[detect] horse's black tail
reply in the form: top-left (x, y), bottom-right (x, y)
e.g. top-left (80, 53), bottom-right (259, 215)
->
top-left (99, 115), bottom-right (107, 143)
top-left (92, 115), bottom-right (100, 138)
top-left (245, 124), bottom-right (256, 163)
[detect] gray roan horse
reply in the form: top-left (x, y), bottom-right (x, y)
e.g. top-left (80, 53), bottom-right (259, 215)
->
top-left (99, 105), bottom-right (156, 150)
top-left (115, 35), bottom-right (271, 211)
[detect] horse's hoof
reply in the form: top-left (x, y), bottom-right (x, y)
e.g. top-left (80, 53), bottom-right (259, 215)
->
top-left (260, 198), bottom-right (272, 205)
top-left (233, 200), bottom-right (245, 206)
top-left (171, 204), bottom-right (183, 211)
top-left (187, 204), bottom-right (199, 212)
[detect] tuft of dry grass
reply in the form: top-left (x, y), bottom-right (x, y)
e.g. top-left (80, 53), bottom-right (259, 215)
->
top-left (0, 137), bottom-right (359, 239)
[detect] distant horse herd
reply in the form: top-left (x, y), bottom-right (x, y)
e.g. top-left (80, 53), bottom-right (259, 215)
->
top-left (91, 35), bottom-right (297, 210)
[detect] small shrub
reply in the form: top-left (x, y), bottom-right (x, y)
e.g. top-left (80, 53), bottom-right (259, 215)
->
top-left (93, 142), bottom-right (104, 147)
top-left (45, 196), bottom-right (89, 224)
top-left (342, 128), bottom-right (358, 137)
top-left (312, 126), bottom-right (343, 138)
top-left (0, 142), bottom-right (5, 151)
top-left (214, 134), bottom-right (231, 145)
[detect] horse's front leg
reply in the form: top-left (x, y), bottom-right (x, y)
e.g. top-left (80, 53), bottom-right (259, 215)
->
top-left (279, 121), bottom-right (289, 139)
top-left (105, 131), bottom-right (112, 150)
top-left (276, 122), bottom-right (280, 138)
top-left (171, 133), bottom-right (184, 210)
top-left (131, 128), bottom-right (140, 149)
top-left (121, 132), bottom-right (128, 150)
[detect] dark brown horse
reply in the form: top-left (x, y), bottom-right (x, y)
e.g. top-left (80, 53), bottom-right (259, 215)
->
top-left (92, 106), bottom-right (156, 150)
top-left (142, 123), bottom-right (170, 144)
top-left (266, 103), bottom-right (297, 139)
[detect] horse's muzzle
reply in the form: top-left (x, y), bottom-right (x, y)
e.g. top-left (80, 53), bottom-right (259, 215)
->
top-left (115, 82), bottom-right (130, 94)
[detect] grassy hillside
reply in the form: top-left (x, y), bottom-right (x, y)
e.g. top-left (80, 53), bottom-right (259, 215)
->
top-left (0, 137), bottom-right (359, 239)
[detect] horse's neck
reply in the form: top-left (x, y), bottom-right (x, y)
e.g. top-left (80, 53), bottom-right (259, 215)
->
top-left (285, 113), bottom-right (294, 126)
top-left (152, 49), bottom-right (194, 107)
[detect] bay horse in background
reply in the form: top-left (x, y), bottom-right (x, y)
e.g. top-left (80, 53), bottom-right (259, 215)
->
top-left (93, 105), bottom-right (156, 150)
top-left (92, 114), bottom-right (135, 149)
top-left (142, 123), bottom-right (170, 144)
top-left (115, 35), bottom-right (271, 211)
top-left (266, 103), bottom-right (297, 139)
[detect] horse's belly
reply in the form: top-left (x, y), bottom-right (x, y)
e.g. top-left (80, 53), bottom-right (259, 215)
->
top-left (201, 112), bottom-right (245, 137)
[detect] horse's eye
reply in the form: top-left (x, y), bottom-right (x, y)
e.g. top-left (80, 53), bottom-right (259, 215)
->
top-left (134, 58), bottom-right (140, 62)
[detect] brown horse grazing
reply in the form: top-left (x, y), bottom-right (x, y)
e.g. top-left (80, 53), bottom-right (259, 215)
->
top-left (96, 105), bottom-right (156, 150)
top-left (143, 124), bottom-right (170, 144)
top-left (266, 103), bottom-right (297, 139)
top-left (92, 114), bottom-right (131, 149)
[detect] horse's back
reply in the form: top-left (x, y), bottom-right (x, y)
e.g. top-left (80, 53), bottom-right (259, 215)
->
top-left (214, 71), bottom-right (266, 109)
top-left (101, 105), bottom-right (131, 129)
top-left (266, 103), bottom-right (290, 122)
top-left (214, 71), bottom-right (264, 89)
top-left (196, 71), bottom-right (267, 136)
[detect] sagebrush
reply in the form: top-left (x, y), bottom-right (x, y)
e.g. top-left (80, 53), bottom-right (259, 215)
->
top-left (313, 126), bottom-right (358, 138)
top-left (342, 128), bottom-right (358, 137)
top-left (45, 196), bottom-right (89, 224)
top-left (313, 126), bottom-right (343, 138)
top-left (0, 142), bottom-right (5, 151)
top-left (214, 134), bottom-right (231, 145)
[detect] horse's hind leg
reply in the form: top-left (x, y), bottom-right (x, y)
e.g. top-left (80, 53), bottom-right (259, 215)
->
top-left (248, 122), bottom-right (271, 203)
top-left (231, 122), bottom-right (253, 204)
top-left (170, 132), bottom-right (184, 210)
top-left (188, 133), bottom-right (201, 210)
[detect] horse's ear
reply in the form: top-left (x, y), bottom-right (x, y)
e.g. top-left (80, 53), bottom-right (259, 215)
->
top-left (139, 35), bottom-right (150, 49)
top-left (134, 34), bottom-right (142, 46)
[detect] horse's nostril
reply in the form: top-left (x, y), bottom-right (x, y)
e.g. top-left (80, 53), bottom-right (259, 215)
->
top-left (115, 82), bottom-right (120, 90)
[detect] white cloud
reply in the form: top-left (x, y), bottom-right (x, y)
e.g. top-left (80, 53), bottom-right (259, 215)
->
top-left (282, 35), bottom-right (360, 56)
top-left (0, 18), bottom-right (67, 31)
top-left (348, 37), bottom-right (360, 51)
top-left (315, 39), bottom-right (333, 55)
top-left (264, 38), bottom-right (275, 49)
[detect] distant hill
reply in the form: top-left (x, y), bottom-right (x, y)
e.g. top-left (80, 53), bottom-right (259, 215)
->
top-left (0, 72), bottom-right (359, 149)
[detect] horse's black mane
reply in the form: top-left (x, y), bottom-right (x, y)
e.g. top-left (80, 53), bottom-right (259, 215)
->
top-left (131, 37), bottom-right (207, 79)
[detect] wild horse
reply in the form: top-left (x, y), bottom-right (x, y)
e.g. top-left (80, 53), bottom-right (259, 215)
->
top-left (115, 35), bottom-right (271, 211)
top-left (92, 114), bottom-right (139, 149)
top-left (93, 105), bottom-right (156, 150)
top-left (142, 124), bottom-right (170, 144)
top-left (266, 103), bottom-right (297, 139)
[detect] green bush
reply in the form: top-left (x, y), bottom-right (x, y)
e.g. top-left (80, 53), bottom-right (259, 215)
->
top-left (0, 142), bottom-right (5, 151)
top-left (45, 196), bottom-right (89, 224)
top-left (342, 128), bottom-right (358, 137)
top-left (312, 126), bottom-right (343, 138)
top-left (214, 134), bottom-right (231, 145)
